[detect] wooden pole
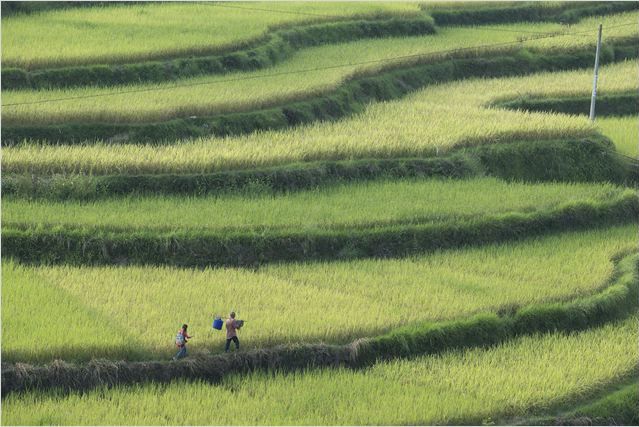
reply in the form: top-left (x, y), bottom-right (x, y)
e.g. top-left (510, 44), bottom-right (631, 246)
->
top-left (589, 24), bottom-right (603, 121)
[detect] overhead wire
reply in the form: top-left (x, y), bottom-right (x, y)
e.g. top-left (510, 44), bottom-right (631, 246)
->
top-left (203, 1), bottom-right (638, 36)
top-left (579, 139), bottom-right (639, 164)
top-left (200, 2), bottom-right (344, 19)
top-left (4, 22), bottom-right (636, 108)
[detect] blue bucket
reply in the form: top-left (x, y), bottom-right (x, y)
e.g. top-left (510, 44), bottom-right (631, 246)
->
top-left (213, 317), bottom-right (223, 330)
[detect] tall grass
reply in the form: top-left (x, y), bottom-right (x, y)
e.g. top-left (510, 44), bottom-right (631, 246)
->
top-left (3, 178), bottom-right (629, 232)
top-left (3, 316), bottom-right (637, 425)
top-left (2, 226), bottom-right (634, 362)
top-left (1, 2), bottom-right (423, 70)
top-left (4, 60), bottom-right (635, 176)
top-left (597, 116), bottom-right (638, 158)
top-left (4, 11), bottom-right (637, 126)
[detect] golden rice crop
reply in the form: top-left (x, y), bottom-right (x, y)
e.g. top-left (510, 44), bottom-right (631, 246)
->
top-left (3, 60), bottom-right (635, 175)
top-left (597, 116), bottom-right (638, 158)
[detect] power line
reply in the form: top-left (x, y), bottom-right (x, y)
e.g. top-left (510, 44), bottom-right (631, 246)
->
top-left (202, 2), bottom-right (343, 19)
top-left (472, 21), bottom-right (636, 36)
top-left (2, 22), bottom-right (636, 108)
top-left (580, 139), bottom-right (639, 163)
top-left (204, 2), bottom-right (638, 35)
top-left (202, 2), bottom-right (639, 34)
top-left (202, 1), bottom-right (567, 33)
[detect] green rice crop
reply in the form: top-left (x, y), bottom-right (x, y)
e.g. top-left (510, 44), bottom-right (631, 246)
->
top-left (597, 116), bottom-right (638, 158)
top-left (4, 11), bottom-right (637, 126)
top-left (3, 316), bottom-right (637, 425)
top-left (3, 178), bottom-right (629, 232)
top-left (2, 226), bottom-right (634, 362)
top-left (1, 2), bottom-right (422, 70)
top-left (4, 60), bottom-right (635, 176)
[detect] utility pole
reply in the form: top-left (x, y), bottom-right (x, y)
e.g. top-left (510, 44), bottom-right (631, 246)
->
top-left (589, 24), bottom-right (602, 121)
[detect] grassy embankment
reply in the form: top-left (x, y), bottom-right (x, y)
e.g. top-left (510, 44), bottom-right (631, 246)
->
top-left (520, 379), bottom-right (639, 425)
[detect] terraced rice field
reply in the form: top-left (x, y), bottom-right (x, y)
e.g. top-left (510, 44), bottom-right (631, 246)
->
top-left (4, 60), bottom-right (636, 175)
top-left (3, 226), bottom-right (635, 362)
top-left (598, 116), bottom-right (639, 158)
top-left (3, 11), bottom-right (637, 126)
top-left (2, 1), bottom-right (637, 425)
top-left (4, 178), bottom-right (630, 231)
top-left (3, 317), bottom-right (637, 425)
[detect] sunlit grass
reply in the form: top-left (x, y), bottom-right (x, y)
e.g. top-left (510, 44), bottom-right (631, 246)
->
top-left (598, 116), bottom-right (638, 158)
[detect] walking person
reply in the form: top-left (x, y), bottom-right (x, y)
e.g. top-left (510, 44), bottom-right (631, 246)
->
top-left (173, 323), bottom-right (192, 360)
top-left (225, 312), bottom-right (241, 352)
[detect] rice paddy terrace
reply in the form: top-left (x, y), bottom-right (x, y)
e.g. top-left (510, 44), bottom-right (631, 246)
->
top-left (1, 2), bottom-right (638, 425)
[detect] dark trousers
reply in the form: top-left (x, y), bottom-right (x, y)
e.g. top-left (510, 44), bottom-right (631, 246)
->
top-left (174, 345), bottom-right (187, 360)
top-left (225, 336), bottom-right (239, 352)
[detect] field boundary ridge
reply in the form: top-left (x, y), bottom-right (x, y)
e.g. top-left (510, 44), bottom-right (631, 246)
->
top-left (506, 376), bottom-right (639, 426)
top-left (426, 1), bottom-right (638, 27)
top-left (493, 91), bottom-right (638, 117)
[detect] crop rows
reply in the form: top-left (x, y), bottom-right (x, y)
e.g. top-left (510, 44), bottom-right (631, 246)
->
top-left (2, 2), bottom-right (423, 69)
top-left (5, 178), bottom-right (630, 231)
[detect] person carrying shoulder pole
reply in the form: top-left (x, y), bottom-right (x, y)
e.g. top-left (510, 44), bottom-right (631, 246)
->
top-left (173, 323), bottom-right (192, 360)
top-left (225, 312), bottom-right (241, 352)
